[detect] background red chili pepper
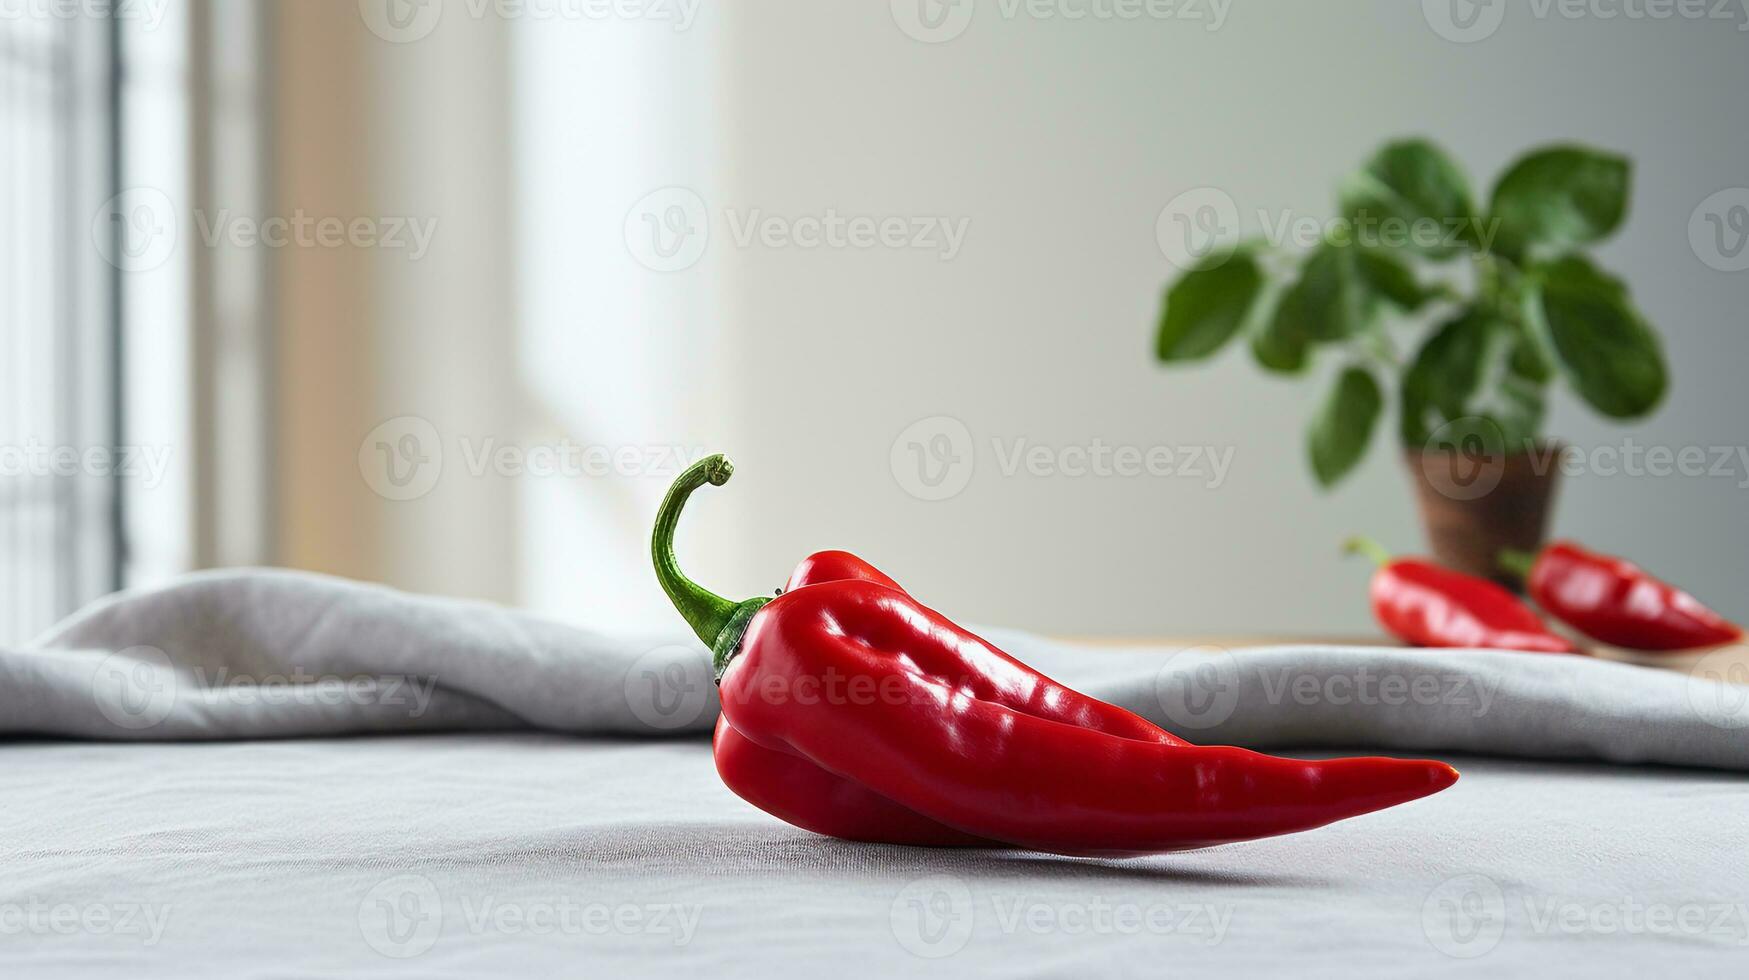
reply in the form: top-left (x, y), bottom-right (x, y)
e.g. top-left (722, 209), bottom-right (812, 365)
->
top-left (1503, 541), bottom-right (1744, 652)
top-left (1347, 537), bottom-right (1577, 654)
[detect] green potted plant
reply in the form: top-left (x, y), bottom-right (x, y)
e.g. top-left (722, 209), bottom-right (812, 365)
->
top-left (1154, 139), bottom-right (1668, 584)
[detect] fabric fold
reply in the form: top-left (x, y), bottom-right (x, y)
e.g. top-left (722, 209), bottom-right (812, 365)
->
top-left (5, 569), bottom-right (1746, 771)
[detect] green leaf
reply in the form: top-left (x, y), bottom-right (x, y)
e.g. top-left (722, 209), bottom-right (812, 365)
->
top-left (1355, 248), bottom-right (1430, 310)
top-left (1308, 366), bottom-right (1382, 488)
top-left (1400, 313), bottom-right (1488, 444)
top-left (1488, 146), bottom-right (1629, 261)
top-left (1399, 308), bottom-right (1548, 448)
top-left (1249, 287), bottom-right (1307, 374)
top-left (1252, 242), bottom-right (1381, 373)
top-left (1510, 287), bottom-right (1557, 384)
top-left (1338, 139), bottom-right (1475, 261)
top-left (1532, 255), bottom-right (1667, 418)
top-left (1294, 243), bottom-right (1379, 341)
top-left (1250, 311), bottom-right (1309, 373)
top-left (1155, 250), bottom-right (1264, 361)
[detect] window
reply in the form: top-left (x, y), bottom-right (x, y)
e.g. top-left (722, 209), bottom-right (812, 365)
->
top-left (0, 4), bottom-right (270, 645)
top-left (0, 11), bottom-right (121, 645)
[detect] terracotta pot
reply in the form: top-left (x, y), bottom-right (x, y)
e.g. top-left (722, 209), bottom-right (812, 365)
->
top-left (1403, 442), bottom-right (1564, 590)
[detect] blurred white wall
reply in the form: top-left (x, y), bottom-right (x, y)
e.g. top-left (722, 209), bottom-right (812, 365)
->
top-left (274, 1), bottom-right (518, 602)
top-left (509, 9), bottom-right (738, 628)
top-left (276, 0), bottom-right (1749, 635)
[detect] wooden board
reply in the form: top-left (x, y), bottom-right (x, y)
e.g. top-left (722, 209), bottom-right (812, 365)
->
top-left (1058, 634), bottom-right (1749, 682)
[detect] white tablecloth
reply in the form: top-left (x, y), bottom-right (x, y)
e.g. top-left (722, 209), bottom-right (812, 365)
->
top-left (5, 735), bottom-right (1745, 978)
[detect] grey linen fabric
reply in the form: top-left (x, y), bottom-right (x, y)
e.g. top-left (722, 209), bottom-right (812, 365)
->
top-left (5, 568), bottom-right (1748, 771)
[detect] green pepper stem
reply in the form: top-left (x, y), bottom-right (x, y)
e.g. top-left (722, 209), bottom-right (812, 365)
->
top-left (1497, 548), bottom-right (1538, 582)
top-left (1342, 535), bottom-right (1394, 568)
top-left (651, 454), bottom-right (769, 679)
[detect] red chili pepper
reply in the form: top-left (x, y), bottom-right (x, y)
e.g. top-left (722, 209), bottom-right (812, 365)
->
top-left (711, 550), bottom-right (1000, 848)
top-left (1501, 541), bottom-right (1744, 652)
top-left (655, 456), bottom-right (1458, 856)
top-left (1345, 536), bottom-right (1577, 654)
top-left (712, 548), bottom-right (1191, 848)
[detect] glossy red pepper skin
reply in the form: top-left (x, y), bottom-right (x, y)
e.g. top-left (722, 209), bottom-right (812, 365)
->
top-left (657, 458), bottom-right (1459, 857)
top-left (713, 549), bottom-right (1186, 848)
top-left (722, 578), bottom-right (1458, 857)
top-left (712, 551), bottom-right (996, 847)
top-left (1516, 541), bottom-right (1743, 652)
top-left (712, 717), bottom-right (995, 846)
top-left (779, 552), bottom-right (1187, 745)
top-left (1349, 538), bottom-right (1577, 654)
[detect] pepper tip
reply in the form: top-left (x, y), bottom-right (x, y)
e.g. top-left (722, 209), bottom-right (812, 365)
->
top-left (1428, 762), bottom-right (1460, 792)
